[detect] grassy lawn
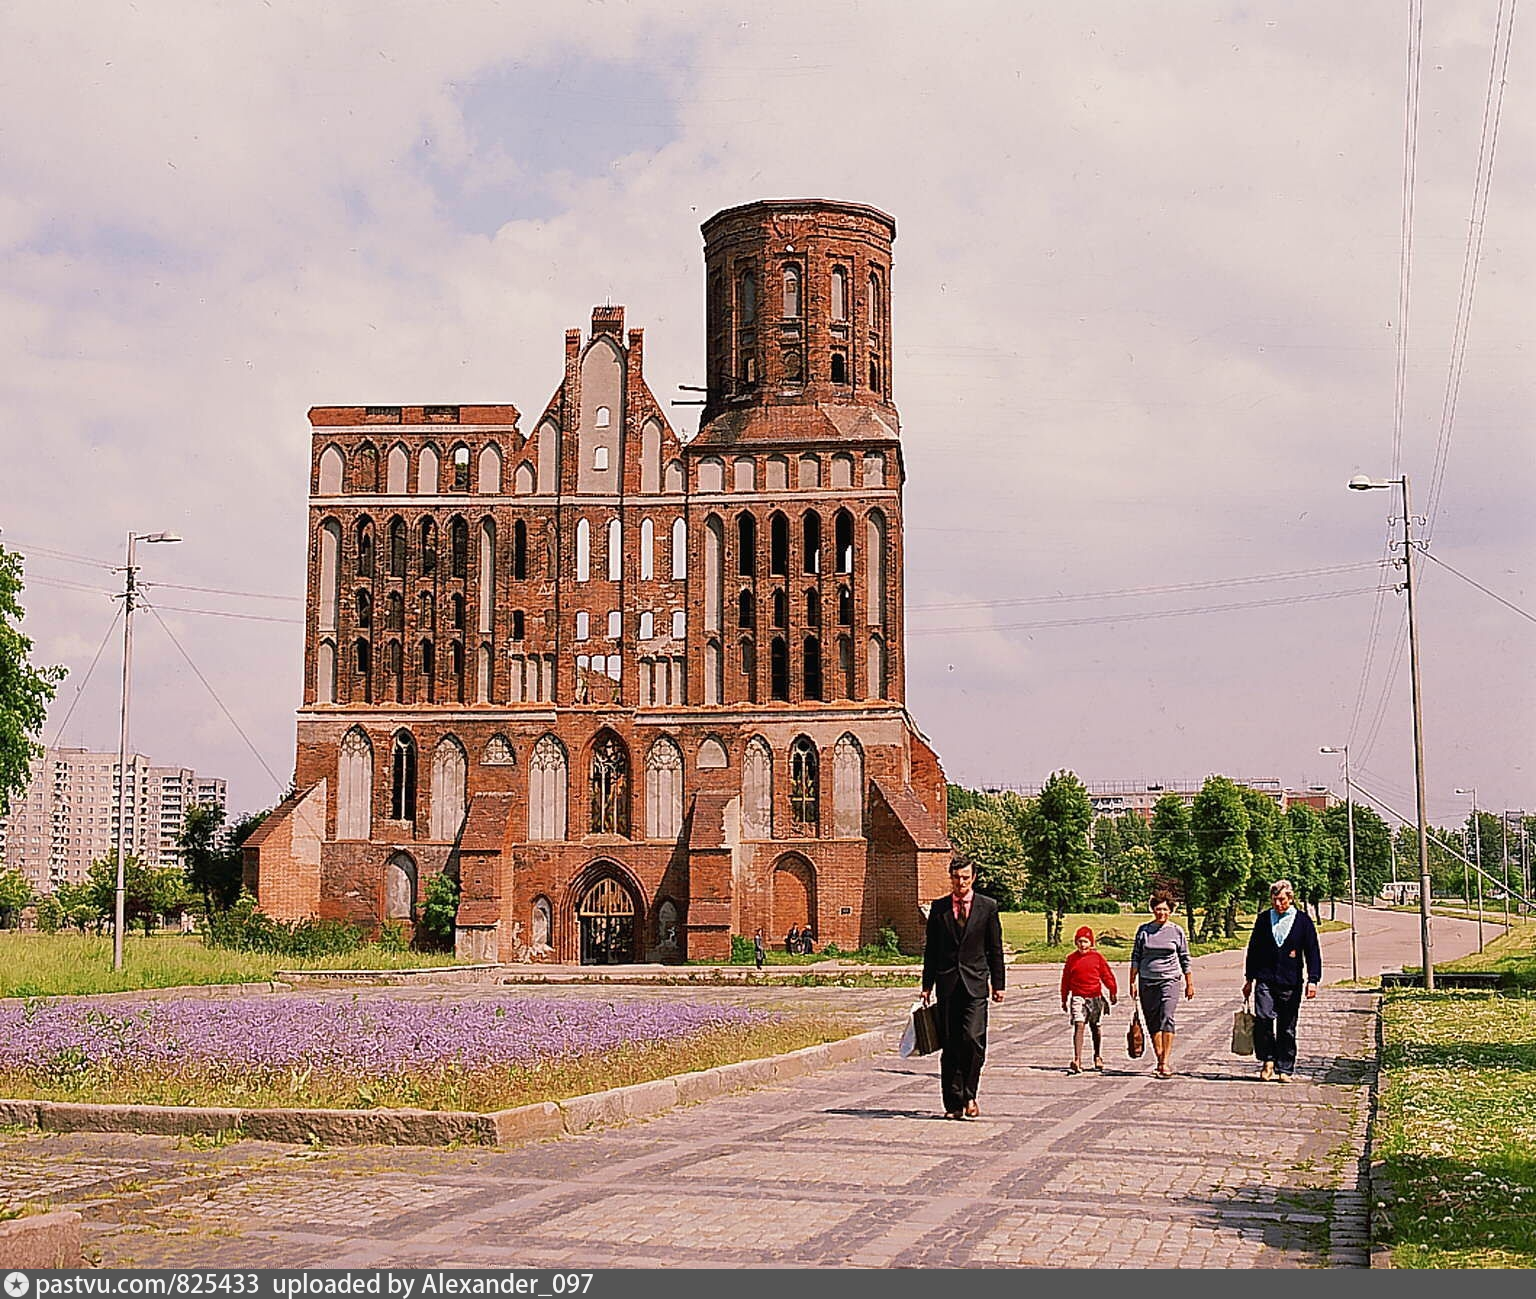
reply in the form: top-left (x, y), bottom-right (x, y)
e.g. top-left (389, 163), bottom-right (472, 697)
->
top-left (1001, 909), bottom-right (1348, 963)
top-left (0, 932), bottom-right (465, 999)
top-left (1374, 923), bottom-right (1536, 1268)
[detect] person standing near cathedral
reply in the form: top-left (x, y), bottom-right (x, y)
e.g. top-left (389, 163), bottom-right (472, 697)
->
top-left (921, 855), bottom-right (1006, 1119)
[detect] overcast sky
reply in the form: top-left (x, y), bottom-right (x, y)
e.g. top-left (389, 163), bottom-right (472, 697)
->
top-left (3, 1), bottom-right (1531, 830)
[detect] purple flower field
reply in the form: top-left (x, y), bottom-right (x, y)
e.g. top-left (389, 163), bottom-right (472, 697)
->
top-left (1, 996), bottom-right (772, 1079)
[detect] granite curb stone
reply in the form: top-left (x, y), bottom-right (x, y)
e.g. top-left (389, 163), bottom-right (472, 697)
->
top-left (0, 1210), bottom-right (83, 1268)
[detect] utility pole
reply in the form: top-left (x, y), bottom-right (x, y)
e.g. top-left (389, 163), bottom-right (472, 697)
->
top-left (112, 529), bottom-right (181, 972)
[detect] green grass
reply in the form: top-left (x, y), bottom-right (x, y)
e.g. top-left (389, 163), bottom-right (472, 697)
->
top-left (0, 932), bottom-right (466, 998)
top-left (0, 1016), bottom-right (854, 1113)
top-left (1375, 988), bottom-right (1536, 1268)
top-left (1438, 920), bottom-right (1536, 990)
top-left (1000, 909), bottom-right (1348, 963)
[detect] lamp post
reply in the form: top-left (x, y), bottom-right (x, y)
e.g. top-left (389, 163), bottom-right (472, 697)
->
top-left (1454, 787), bottom-right (1484, 953)
top-left (1321, 745), bottom-right (1358, 981)
top-left (112, 529), bottom-right (181, 972)
top-left (1349, 473), bottom-right (1434, 989)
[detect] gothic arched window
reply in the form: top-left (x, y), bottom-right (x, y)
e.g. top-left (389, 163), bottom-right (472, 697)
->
top-left (645, 737), bottom-right (684, 840)
top-left (831, 267), bottom-right (848, 321)
top-left (789, 736), bottom-right (820, 833)
top-left (528, 735), bottom-right (568, 841)
top-left (742, 736), bottom-right (772, 838)
top-left (338, 727), bottom-right (372, 840)
top-left (738, 589), bottom-right (755, 629)
top-left (833, 734), bottom-right (864, 838)
top-left (390, 731), bottom-right (418, 822)
top-left (589, 733), bottom-right (630, 836)
top-left (388, 517), bottom-right (407, 577)
top-left (419, 518), bottom-right (437, 573)
top-left (770, 636), bottom-right (789, 701)
top-left (513, 519), bottom-right (528, 580)
top-left (803, 636), bottom-right (823, 701)
top-left (736, 513), bottom-right (756, 576)
top-left (802, 513), bottom-right (821, 573)
top-left (782, 265), bottom-right (801, 318)
top-left (769, 512), bottom-right (789, 576)
top-left (450, 517), bottom-right (468, 579)
top-left (355, 518), bottom-right (375, 577)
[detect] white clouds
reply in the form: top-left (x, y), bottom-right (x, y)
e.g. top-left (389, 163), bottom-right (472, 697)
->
top-left (2, 0), bottom-right (1529, 818)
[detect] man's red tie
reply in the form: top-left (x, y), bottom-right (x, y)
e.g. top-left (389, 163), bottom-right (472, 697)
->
top-left (957, 899), bottom-right (968, 926)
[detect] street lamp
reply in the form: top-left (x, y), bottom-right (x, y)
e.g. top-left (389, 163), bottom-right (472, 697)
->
top-left (1321, 745), bottom-right (1358, 981)
top-left (1454, 787), bottom-right (1485, 953)
top-left (1349, 473), bottom-right (1434, 989)
top-left (113, 529), bottom-right (182, 972)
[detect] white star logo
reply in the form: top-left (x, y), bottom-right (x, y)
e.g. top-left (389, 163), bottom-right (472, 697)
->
top-left (5, 1273), bottom-right (30, 1298)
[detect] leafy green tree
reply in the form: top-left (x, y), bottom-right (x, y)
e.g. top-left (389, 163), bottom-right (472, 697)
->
top-left (1190, 777), bottom-right (1251, 939)
top-left (1115, 811), bottom-right (1152, 851)
top-left (0, 866), bottom-right (32, 927)
top-left (1017, 770), bottom-right (1095, 946)
top-left (34, 891), bottom-right (63, 933)
top-left (85, 854), bottom-right (185, 936)
top-left (417, 871), bottom-right (461, 951)
top-left (1395, 823), bottom-right (1465, 898)
top-left (1282, 804), bottom-right (1327, 915)
top-left (55, 879), bottom-right (103, 932)
top-left (1092, 815), bottom-right (1122, 894)
top-left (1107, 843), bottom-right (1157, 906)
top-left (1321, 802), bottom-right (1394, 902)
top-left (947, 783), bottom-right (988, 817)
top-left (1240, 789), bottom-right (1286, 917)
top-left (1150, 794), bottom-right (1198, 918)
top-left (948, 805), bottom-right (1027, 910)
top-left (178, 801), bottom-right (228, 916)
top-left (0, 544), bottom-right (66, 819)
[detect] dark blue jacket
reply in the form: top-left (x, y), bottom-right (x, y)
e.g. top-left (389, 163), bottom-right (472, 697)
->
top-left (1244, 908), bottom-right (1322, 989)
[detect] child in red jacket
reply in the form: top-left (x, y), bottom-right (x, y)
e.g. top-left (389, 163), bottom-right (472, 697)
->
top-left (1061, 925), bottom-right (1119, 1074)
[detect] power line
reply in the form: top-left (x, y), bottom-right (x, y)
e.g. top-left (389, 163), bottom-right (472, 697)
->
top-left (907, 561), bottom-right (1380, 614)
top-left (147, 581), bottom-right (302, 603)
top-left (1424, 0), bottom-right (1519, 538)
top-left (1392, 0), bottom-right (1424, 477)
top-left (907, 585), bottom-right (1386, 637)
top-left (150, 603), bottom-right (304, 625)
top-left (24, 575), bottom-right (120, 598)
top-left (4, 540), bottom-right (116, 570)
top-left (141, 603), bottom-right (288, 794)
top-left (43, 605), bottom-right (124, 748)
top-left (1420, 548), bottom-right (1536, 623)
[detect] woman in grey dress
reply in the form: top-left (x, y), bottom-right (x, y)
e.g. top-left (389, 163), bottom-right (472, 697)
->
top-left (1128, 891), bottom-right (1195, 1078)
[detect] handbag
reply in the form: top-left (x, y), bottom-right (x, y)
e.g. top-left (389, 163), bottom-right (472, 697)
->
top-left (900, 999), bottom-right (943, 1058)
top-left (1231, 997), bottom-right (1256, 1056)
top-left (1127, 1002), bottom-right (1145, 1058)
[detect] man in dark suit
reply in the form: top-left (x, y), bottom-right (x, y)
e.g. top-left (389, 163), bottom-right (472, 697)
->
top-left (921, 854), bottom-right (1007, 1119)
top-left (1243, 877), bottom-right (1323, 1083)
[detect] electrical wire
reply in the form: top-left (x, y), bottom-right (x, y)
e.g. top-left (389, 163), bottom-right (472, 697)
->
top-left (907, 561), bottom-right (1381, 614)
top-left (1424, 0), bottom-right (1519, 538)
top-left (1420, 548), bottom-right (1536, 624)
top-left (4, 541), bottom-right (116, 570)
top-left (147, 582), bottom-right (302, 602)
top-left (43, 605), bottom-right (124, 749)
top-left (23, 575), bottom-right (120, 597)
top-left (141, 603), bottom-right (287, 793)
top-left (149, 603), bottom-right (304, 625)
top-left (906, 585), bottom-right (1386, 637)
top-left (1392, 0), bottom-right (1423, 478)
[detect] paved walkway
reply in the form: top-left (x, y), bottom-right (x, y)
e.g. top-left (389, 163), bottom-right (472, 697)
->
top-left (0, 908), bottom-right (1492, 1269)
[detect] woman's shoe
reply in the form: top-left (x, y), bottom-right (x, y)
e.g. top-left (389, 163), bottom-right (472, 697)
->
top-left (1067, 1061), bottom-right (1082, 1075)
top-left (1092, 1057), bottom-right (1104, 1071)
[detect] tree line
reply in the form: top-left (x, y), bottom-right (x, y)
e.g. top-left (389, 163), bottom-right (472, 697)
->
top-left (948, 772), bottom-right (1405, 944)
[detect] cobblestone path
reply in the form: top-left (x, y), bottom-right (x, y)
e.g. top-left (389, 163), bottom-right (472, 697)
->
top-left (0, 984), bottom-right (1377, 1269)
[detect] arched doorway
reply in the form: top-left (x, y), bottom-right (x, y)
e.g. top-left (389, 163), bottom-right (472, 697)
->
top-left (772, 854), bottom-right (817, 939)
top-left (577, 873), bottom-right (638, 965)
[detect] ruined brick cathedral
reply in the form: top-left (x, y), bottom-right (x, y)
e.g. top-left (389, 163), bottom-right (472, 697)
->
top-left (247, 199), bottom-right (951, 963)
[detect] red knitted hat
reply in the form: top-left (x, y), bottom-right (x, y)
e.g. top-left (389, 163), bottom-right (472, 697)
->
top-left (1074, 926), bottom-right (1095, 943)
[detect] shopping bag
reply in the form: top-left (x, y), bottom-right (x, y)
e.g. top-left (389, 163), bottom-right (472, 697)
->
top-left (899, 999), bottom-right (942, 1057)
top-left (1127, 1003), bottom-right (1145, 1058)
top-left (1231, 998), bottom-right (1256, 1056)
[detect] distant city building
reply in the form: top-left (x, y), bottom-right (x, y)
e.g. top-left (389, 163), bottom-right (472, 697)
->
top-left (981, 778), bottom-right (1332, 820)
top-left (0, 748), bottom-right (228, 893)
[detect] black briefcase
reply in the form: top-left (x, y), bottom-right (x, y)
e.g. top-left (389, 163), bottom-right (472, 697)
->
top-left (911, 1001), bottom-right (943, 1055)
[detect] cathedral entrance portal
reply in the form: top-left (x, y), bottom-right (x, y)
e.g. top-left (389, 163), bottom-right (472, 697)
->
top-left (577, 874), bottom-right (637, 965)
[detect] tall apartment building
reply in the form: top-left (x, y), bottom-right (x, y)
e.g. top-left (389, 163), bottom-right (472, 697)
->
top-left (990, 777), bottom-right (1332, 820)
top-left (0, 748), bottom-right (228, 893)
top-left (247, 198), bottom-right (953, 964)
